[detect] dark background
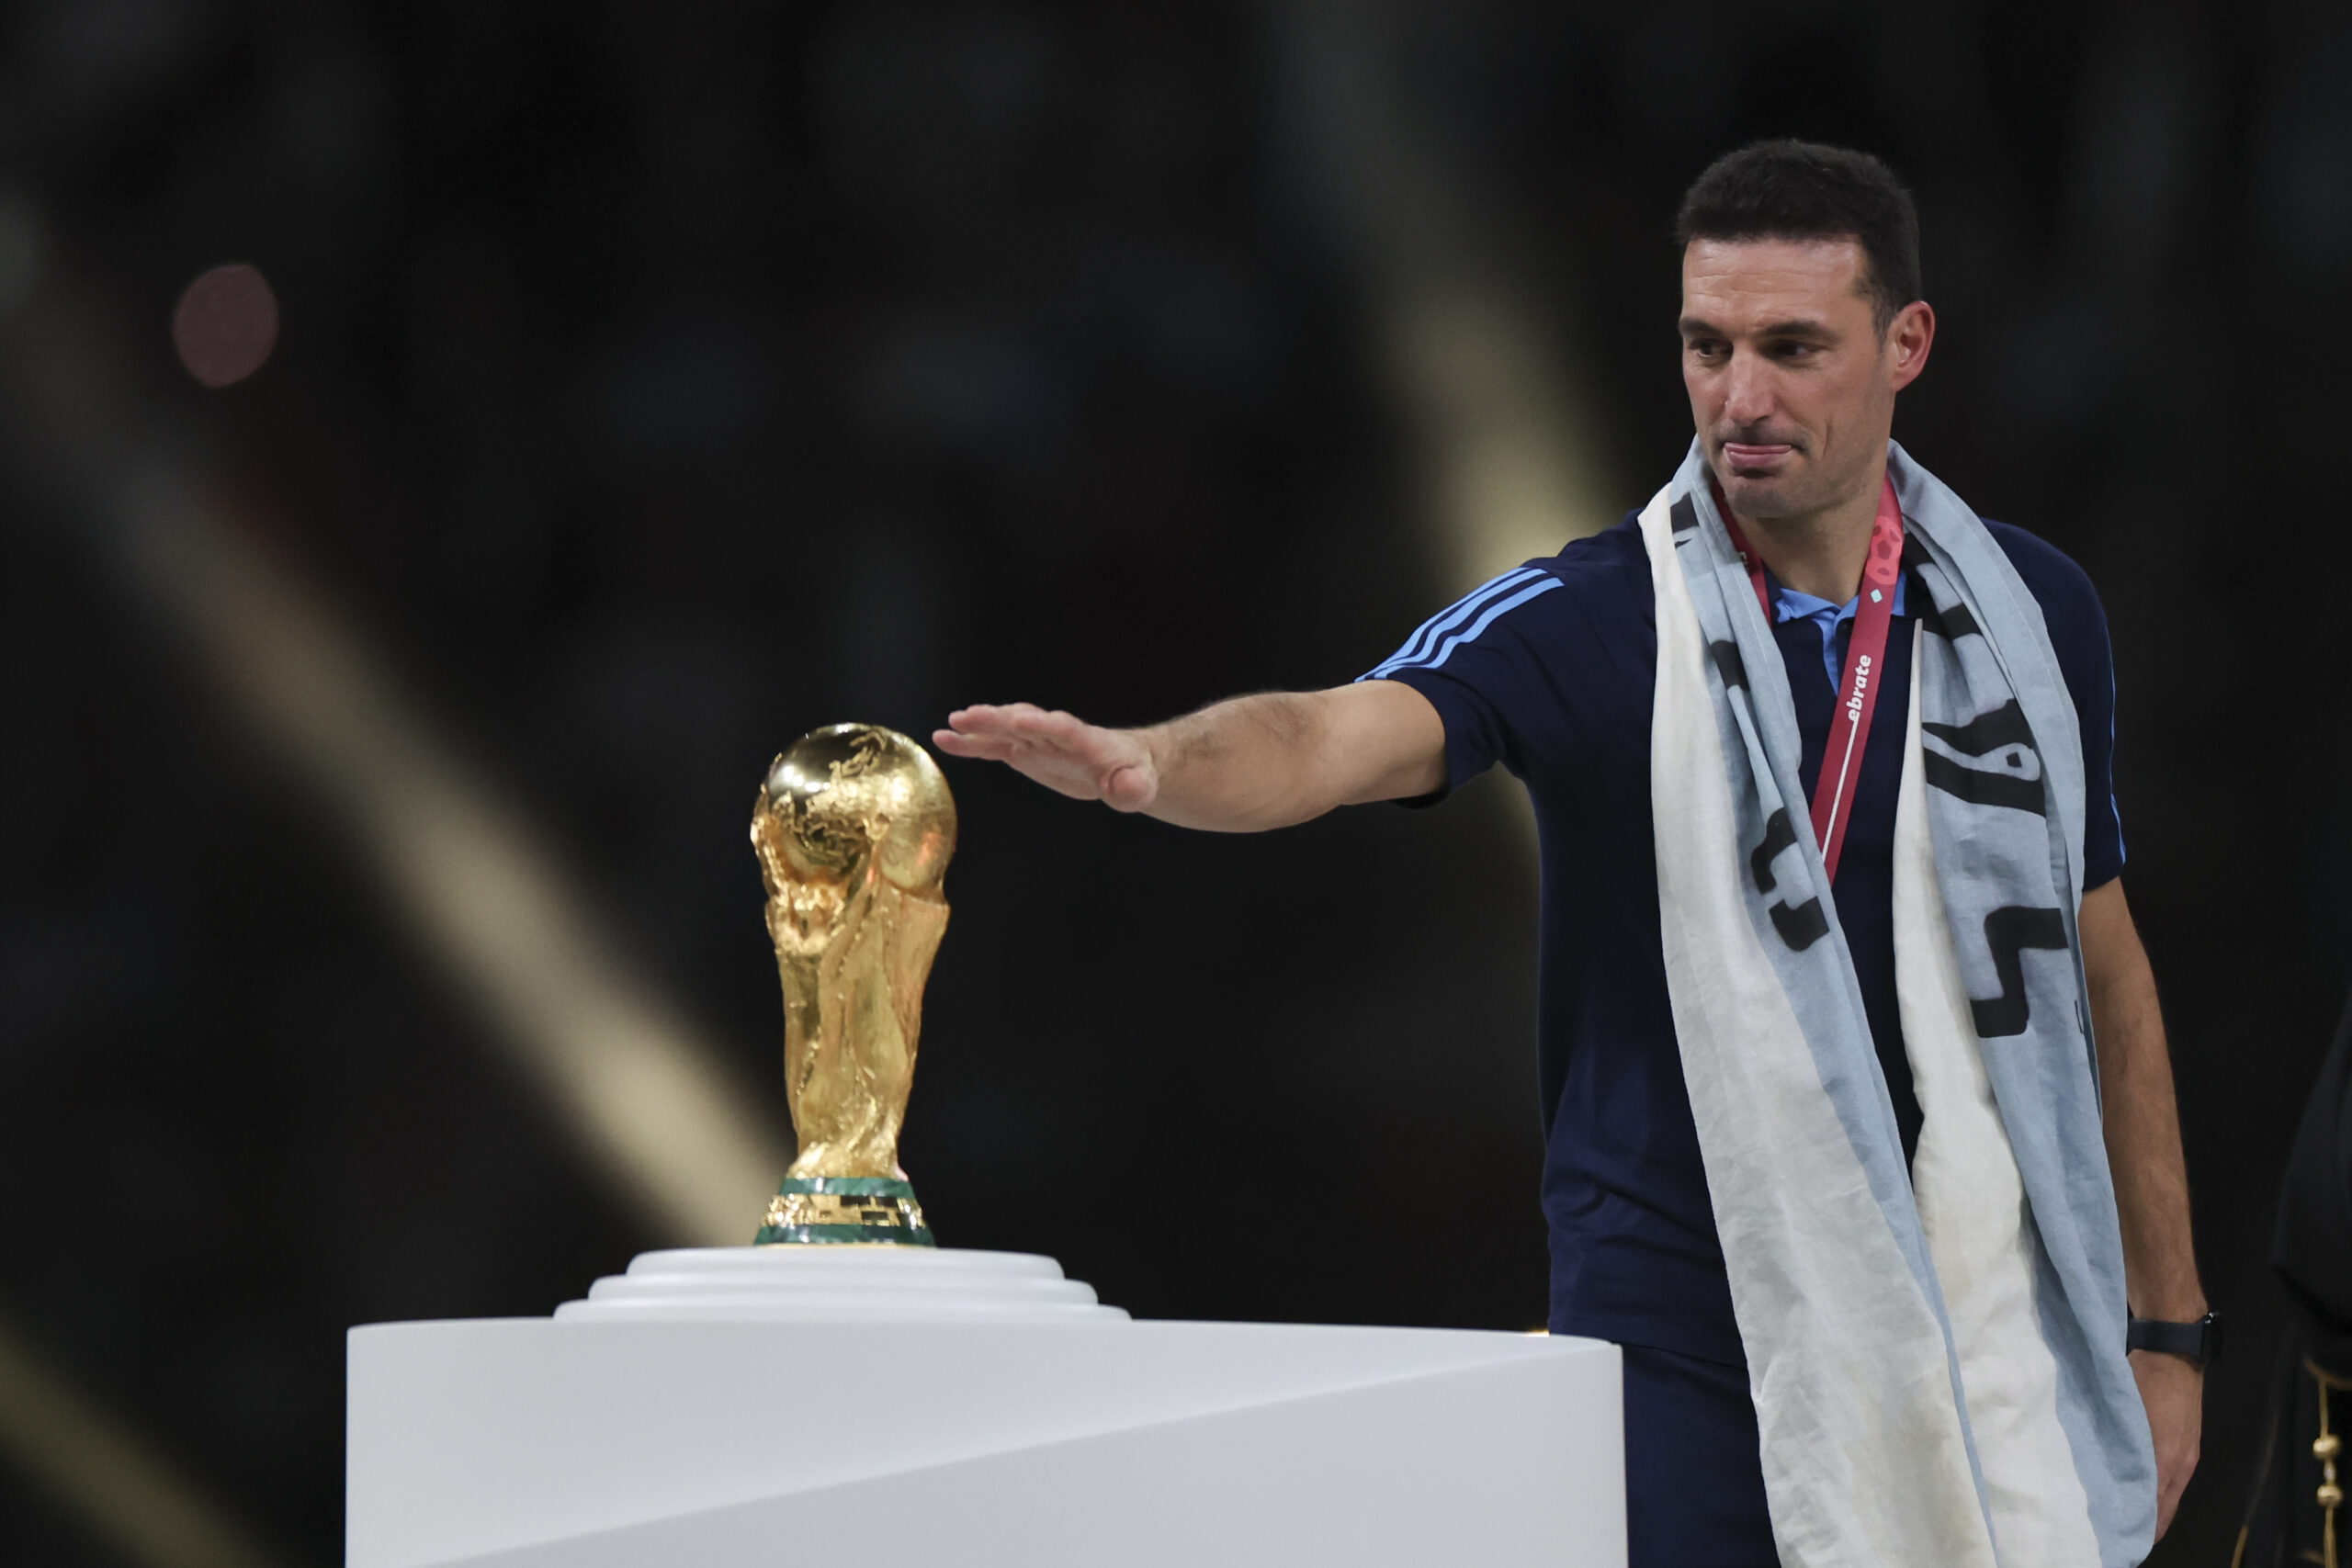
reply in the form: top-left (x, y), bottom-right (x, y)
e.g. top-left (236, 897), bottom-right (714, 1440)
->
top-left (3, 1), bottom-right (2346, 1563)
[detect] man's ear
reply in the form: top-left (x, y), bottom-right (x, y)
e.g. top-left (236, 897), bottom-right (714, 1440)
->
top-left (1887, 300), bottom-right (1936, 392)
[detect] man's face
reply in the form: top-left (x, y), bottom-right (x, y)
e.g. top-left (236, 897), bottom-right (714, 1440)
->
top-left (1679, 236), bottom-right (1930, 523)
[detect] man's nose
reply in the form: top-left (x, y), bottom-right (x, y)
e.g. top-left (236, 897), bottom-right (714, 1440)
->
top-left (1720, 350), bottom-right (1776, 426)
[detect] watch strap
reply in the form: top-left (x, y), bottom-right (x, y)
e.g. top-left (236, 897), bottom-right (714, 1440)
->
top-left (2127, 1311), bottom-right (2222, 1367)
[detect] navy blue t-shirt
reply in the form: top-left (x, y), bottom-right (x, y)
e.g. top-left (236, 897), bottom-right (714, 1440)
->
top-left (1371, 513), bottom-right (2125, 1365)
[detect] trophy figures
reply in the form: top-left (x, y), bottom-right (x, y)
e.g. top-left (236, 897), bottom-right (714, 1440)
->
top-left (749, 724), bottom-right (956, 1247)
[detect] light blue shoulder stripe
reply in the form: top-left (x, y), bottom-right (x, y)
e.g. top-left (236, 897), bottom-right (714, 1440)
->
top-left (1363, 567), bottom-right (1543, 680)
top-left (1416, 577), bottom-right (1564, 671)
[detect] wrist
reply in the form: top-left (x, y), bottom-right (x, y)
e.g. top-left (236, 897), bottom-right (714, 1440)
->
top-left (1119, 723), bottom-right (1181, 819)
top-left (2130, 1286), bottom-right (2209, 1321)
top-left (2128, 1309), bottom-right (2222, 1370)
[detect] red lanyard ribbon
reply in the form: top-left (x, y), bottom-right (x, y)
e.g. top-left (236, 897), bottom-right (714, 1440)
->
top-left (1716, 478), bottom-right (1905, 885)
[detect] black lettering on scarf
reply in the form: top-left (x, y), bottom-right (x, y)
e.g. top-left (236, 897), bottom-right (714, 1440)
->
top-left (1750, 807), bottom-right (1796, 893)
top-left (1924, 751), bottom-right (2046, 815)
top-left (1971, 906), bottom-right (2069, 1037)
top-left (1917, 598), bottom-right (1982, 643)
top-left (1770, 897), bottom-right (1830, 951)
top-left (1923, 699), bottom-right (2035, 756)
top-left (1709, 641), bottom-right (1749, 693)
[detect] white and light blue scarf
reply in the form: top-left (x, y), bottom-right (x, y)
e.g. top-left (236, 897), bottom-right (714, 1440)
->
top-left (1642, 440), bottom-right (2156, 1566)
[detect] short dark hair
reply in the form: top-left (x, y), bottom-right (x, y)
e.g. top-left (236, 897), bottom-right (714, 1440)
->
top-left (1675, 140), bottom-right (1922, 334)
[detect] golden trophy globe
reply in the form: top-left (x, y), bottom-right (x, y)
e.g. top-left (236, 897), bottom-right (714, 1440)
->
top-left (749, 724), bottom-right (955, 1247)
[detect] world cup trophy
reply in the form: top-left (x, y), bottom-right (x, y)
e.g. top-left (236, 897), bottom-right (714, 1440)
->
top-left (749, 723), bottom-right (956, 1246)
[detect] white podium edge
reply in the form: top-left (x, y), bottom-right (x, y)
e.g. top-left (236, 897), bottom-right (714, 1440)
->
top-left (408, 1341), bottom-right (1627, 1568)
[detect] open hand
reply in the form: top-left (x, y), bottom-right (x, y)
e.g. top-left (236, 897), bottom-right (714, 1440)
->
top-left (934, 705), bottom-right (1159, 812)
top-left (2131, 1348), bottom-right (2202, 1540)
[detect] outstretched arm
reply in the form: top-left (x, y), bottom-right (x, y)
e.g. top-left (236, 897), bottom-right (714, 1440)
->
top-left (933, 681), bottom-right (1446, 832)
top-left (2080, 877), bottom-right (2202, 1540)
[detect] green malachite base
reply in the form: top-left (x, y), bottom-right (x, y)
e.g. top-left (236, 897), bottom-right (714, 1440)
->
top-left (757, 1224), bottom-right (935, 1246)
top-left (755, 1175), bottom-right (934, 1247)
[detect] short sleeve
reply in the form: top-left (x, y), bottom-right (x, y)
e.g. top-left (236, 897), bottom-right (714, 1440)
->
top-left (1356, 564), bottom-right (1570, 803)
top-left (1357, 520), bottom-right (1657, 807)
top-left (1984, 523), bottom-right (2126, 887)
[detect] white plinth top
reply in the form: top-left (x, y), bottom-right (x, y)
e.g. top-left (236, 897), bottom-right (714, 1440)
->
top-left (360, 1248), bottom-right (1624, 1565)
top-left (552, 1246), bottom-right (1130, 1325)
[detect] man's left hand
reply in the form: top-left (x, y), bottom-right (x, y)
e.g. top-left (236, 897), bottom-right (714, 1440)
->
top-left (2131, 1348), bottom-right (2203, 1539)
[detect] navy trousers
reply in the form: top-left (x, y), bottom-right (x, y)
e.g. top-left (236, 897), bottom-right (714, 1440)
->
top-left (1622, 1342), bottom-right (1779, 1566)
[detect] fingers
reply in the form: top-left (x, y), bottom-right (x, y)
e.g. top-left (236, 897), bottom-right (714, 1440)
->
top-left (935, 704), bottom-right (1084, 786)
top-left (932, 726), bottom-right (1012, 759)
top-left (937, 704), bottom-right (1154, 808)
top-left (941, 704), bottom-right (1062, 743)
top-left (939, 704), bottom-right (1094, 757)
top-left (937, 705), bottom-right (1042, 758)
top-left (943, 703), bottom-right (1023, 734)
top-left (2130, 1352), bottom-right (2201, 1541)
top-left (2155, 1445), bottom-right (2197, 1538)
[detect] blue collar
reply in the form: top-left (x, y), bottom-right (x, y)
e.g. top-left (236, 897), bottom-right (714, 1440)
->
top-left (1772, 573), bottom-right (1908, 690)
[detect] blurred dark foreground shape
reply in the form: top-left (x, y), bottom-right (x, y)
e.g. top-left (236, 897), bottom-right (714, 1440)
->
top-left (2233, 992), bottom-right (2351, 1568)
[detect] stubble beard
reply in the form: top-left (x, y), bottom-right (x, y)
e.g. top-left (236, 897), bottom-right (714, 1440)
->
top-left (1712, 436), bottom-right (1881, 531)
top-left (1712, 451), bottom-right (1828, 525)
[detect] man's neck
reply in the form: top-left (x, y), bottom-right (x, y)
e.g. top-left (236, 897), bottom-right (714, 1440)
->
top-left (1726, 465), bottom-right (1886, 604)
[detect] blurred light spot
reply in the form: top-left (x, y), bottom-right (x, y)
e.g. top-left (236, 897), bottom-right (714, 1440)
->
top-left (171, 264), bottom-right (278, 389)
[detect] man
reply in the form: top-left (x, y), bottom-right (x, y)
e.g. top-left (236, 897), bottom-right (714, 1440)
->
top-left (938, 141), bottom-right (2204, 1566)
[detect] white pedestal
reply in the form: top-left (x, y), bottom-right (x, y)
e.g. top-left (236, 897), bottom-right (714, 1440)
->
top-left (347, 1249), bottom-right (1624, 1567)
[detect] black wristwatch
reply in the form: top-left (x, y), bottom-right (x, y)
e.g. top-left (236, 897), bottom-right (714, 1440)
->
top-left (2127, 1310), bottom-right (2223, 1369)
